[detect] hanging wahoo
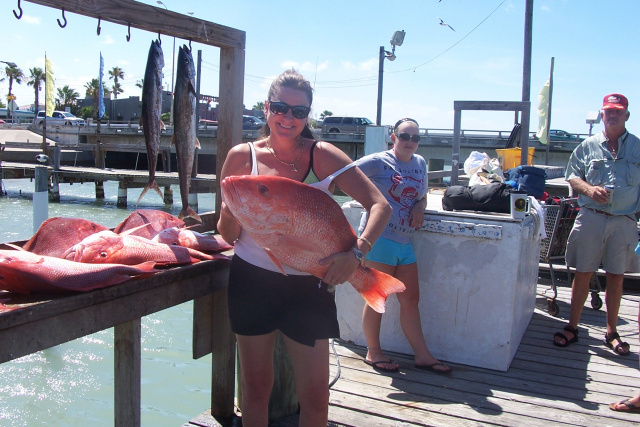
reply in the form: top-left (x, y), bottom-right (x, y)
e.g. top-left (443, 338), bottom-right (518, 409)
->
top-left (137, 39), bottom-right (165, 205)
top-left (172, 44), bottom-right (201, 222)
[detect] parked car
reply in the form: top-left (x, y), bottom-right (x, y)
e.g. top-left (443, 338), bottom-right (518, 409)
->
top-left (548, 129), bottom-right (579, 141)
top-left (243, 115), bottom-right (264, 130)
top-left (322, 116), bottom-right (373, 133)
top-left (33, 110), bottom-right (86, 126)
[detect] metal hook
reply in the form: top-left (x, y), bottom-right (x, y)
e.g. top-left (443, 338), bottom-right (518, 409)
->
top-left (57, 8), bottom-right (67, 28)
top-left (126, 24), bottom-right (131, 42)
top-left (189, 40), bottom-right (192, 51)
top-left (97, 18), bottom-right (101, 36)
top-left (158, 32), bottom-right (161, 44)
top-left (13, 0), bottom-right (22, 19)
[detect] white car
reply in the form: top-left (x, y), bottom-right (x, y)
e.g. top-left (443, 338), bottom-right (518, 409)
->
top-left (34, 110), bottom-right (86, 126)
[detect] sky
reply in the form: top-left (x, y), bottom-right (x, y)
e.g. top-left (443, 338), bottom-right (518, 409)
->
top-left (2, 0), bottom-right (640, 136)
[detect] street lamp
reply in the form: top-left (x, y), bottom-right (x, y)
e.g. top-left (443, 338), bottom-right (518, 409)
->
top-left (376, 30), bottom-right (405, 126)
top-left (157, 1), bottom-right (176, 126)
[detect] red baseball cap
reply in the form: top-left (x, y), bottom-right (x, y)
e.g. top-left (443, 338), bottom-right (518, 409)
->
top-left (602, 93), bottom-right (628, 110)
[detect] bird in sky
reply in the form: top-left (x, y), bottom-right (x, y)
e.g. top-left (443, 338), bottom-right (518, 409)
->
top-left (438, 17), bottom-right (455, 32)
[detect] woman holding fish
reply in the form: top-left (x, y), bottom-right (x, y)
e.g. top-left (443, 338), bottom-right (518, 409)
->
top-left (355, 118), bottom-right (452, 375)
top-left (217, 70), bottom-right (393, 426)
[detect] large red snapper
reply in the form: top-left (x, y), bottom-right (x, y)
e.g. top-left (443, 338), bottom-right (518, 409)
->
top-left (0, 250), bottom-right (157, 294)
top-left (63, 230), bottom-right (224, 266)
top-left (23, 217), bottom-right (109, 258)
top-left (220, 175), bottom-right (405, 313)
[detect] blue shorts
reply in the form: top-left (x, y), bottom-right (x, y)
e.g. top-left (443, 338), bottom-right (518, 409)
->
top-left (365, 236), bottom-right (417, 266)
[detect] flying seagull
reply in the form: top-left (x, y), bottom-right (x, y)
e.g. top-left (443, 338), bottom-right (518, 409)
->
top-left (438, 17), bottom-right (455, 32)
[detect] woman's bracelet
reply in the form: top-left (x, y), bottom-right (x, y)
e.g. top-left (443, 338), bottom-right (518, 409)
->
top-left (358, 236), bottom-right (373, 250)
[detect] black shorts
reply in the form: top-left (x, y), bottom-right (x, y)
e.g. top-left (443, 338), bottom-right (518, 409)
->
top-left (228, 255), bottom-right (340, 347)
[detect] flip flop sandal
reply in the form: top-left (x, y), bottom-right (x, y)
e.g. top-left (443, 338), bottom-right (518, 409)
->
top-left (609, 399), bottom-right (640, 413)
top-left (553, 324), bottom-right (579, 347)
top-left (415, 362), bottom-right (452, 375)
top-left (604, 332), bottom-right (631, 356)
top-left (364, 359), bottom-right (399, 373)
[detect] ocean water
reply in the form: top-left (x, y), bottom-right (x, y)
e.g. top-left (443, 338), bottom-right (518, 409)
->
top-left (0, 178), bottom-right (218, 426)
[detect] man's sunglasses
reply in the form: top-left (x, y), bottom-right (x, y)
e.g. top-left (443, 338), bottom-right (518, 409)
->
top-left (396, 132), bottom-right (421, 143)
top-left (268, 101), bottom-right (311, 119)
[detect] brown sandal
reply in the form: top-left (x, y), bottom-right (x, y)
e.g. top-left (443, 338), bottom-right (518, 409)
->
top-left (604, 332), bottom-right (630, 356)
top-left (553, 324), bottom-right (578, 347)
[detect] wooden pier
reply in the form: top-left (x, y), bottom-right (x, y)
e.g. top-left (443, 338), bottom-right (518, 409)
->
top-left (0, 161), bottom-right (216, 207)
top-left (185, 282), bottom-right (640, 427)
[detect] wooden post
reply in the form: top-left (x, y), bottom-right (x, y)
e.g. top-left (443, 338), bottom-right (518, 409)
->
top-left (210, 284), bottom-right (236, 418)
top-left (163, 186), bottom-right (173, 204)
top-left (114, 319), bottom-right (141, 427)
top-left (33, 165), bottom-right (49, 233)
top-left (428, 158), bottom-right (445, 185)
top-left (117, 182), bottom-right (127, 207)
top-left (95, 181), bottom-right (105, 199)
top-left (268, 332), bottom-right (298, 420)
top-left (49, 172), bottom-right (60, 202)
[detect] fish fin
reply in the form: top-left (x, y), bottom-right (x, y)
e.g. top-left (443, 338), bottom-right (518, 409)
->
top-left (119, 223), bottom-right (153, 236)
top-left (188, 80), bottom-right (197, 97)
top-left (263, 247), bottom-right (288, 276)
top-left (133, 261), bottom-right (158, 272)
top-left (349, 267), bottom-right (406, 314)
top-left (195, 137), bottom-right (201, 149)
top-left (136, 181), bottom-right (164, 205)
top-left (178, 207), bottom-right (202, 224)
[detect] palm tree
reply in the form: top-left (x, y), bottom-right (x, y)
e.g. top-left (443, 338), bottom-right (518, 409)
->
top-left (108, 66), bottom-right (125, 99)
top-left (84, 78), bottom-right (110, 119)
top-left (252, 101), bottom-right (265, 111)
top-left (56, 85), bottom-right (80, 111)
top-left (27, 67), bottom-right (45, 116)
top-left (4, 64), bottom-right (24, 121)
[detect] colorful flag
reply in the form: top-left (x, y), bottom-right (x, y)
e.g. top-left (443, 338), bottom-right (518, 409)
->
top-left (98, 52), bottom-right (105, 119)
top-left (45, 55), bottom-right (54, 117)
top-left (536, 78), bottom-right (550, 145)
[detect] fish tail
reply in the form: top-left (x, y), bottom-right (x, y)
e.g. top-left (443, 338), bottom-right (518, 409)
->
top-left (350, 268), bottom-right (406, 314)
top-left (136, 181), bottom-right (164, 206)
top-left (179, 206), bottom-right (202, 224)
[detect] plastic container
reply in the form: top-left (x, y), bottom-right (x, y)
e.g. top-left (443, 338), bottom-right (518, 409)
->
top-left (495, 147), bottom-right (535, 170)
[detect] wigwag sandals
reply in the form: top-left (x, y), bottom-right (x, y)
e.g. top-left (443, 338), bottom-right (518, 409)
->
top-left (553, 324), bottom-right (579, 347)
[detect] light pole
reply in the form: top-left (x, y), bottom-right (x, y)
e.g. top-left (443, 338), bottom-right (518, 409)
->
top-left (1, 61), bottom-right (19, 123)
top-left (376, 31), bottom-right (405, 126)
top-left (157, 1), bottom-right (176, 126)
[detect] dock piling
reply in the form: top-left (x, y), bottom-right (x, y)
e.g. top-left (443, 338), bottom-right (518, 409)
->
top-left (50, 173), bottom-right (60, 202)
top-left (117, 182), bottom-right (128, 207)
top-left (95, 181), bottom-right (105, 199)
top-left (33, 165), bottom-right (49, 233)
top-left (163, 186), bottom-right (173, 204)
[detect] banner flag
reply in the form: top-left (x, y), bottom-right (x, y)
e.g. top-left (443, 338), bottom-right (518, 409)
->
top-left (536, 78), bottom-right (550, 145)
top-left (45, 55), bottom-right (54, 117)
top-left (99, 52), bottom-right (105, 119)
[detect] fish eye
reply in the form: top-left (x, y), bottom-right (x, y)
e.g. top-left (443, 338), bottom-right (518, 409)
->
top-left (99, 252), bottom-right (108, 258)
top-left (257, 184), bottom-right (270, 197)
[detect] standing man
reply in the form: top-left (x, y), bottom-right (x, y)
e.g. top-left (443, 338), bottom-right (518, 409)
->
top-left (553, 94), bottom-right (640, 355)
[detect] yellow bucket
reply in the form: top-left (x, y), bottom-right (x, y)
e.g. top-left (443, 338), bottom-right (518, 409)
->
top-left (495, 147), bottom-right (535, 170)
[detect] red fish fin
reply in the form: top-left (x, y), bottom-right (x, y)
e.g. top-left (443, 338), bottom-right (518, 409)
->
top-left (133, 261), bottom-right (158, 272)
top-left (350, 267), bottom-right (406, 314)
top-left (263, 247), bottom-right (288, 276)
top-left (5, 243), bottom-right (27, 251)
top-left (119, 223), bottom-right (153, 236)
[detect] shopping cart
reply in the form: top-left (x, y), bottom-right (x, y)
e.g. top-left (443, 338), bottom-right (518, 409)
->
top-left (539, 198), bottom-right (603, 316)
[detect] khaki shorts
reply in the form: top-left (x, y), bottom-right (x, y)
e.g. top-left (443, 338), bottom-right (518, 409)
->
top-left (565, 208), bottom-right (640, 274)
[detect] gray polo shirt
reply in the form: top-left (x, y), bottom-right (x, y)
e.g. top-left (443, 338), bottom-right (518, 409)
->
top-left (565, 130), bottom-right (640, 215)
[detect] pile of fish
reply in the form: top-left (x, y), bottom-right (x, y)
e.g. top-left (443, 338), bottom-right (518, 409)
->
top-left (0, 209), bottom-right (232, 297)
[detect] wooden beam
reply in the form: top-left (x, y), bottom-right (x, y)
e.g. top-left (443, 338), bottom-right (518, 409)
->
top-left (453, 101), bottom-right (530, 112)
top-left (23, 0), bottom-right (245, 49)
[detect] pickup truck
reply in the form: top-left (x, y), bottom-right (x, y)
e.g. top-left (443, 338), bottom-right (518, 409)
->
top-left (33, 110), bottom-right (86, 126)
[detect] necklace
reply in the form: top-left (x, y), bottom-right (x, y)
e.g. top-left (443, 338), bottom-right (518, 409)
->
top-left (266, 138), bottom-right (304, 172)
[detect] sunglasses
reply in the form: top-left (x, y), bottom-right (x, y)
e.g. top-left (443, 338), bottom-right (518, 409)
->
top-left (268, 101), bottom-right (311, 119)
top-left (396, 132), bottom-right (421, 143)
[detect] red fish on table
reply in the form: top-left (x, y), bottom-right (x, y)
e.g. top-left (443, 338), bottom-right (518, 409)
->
top-left (63, 230), bottom-right (226, 266)
top-left (0, 249), bottom-right (157, 294)
top-left (220, 175), bottom-right (405, 313)
top-left (113, 209), bottom-right (185, 239)
top-left (22, 217), bottom-right (110, 258)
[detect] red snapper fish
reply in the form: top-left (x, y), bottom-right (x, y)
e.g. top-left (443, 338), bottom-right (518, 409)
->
top-left (0, 250), bottom-right (157, 294)
top-left (63, 230), bottom-right (224, 266)
top-left (220, 175), bottom-right (405, 313)
top-left (23, 217), bottom-right (110, 258)
top-left (152, 227), bottom-right (233, 253)
top-left (113, 209), bottom-right (185, 239)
